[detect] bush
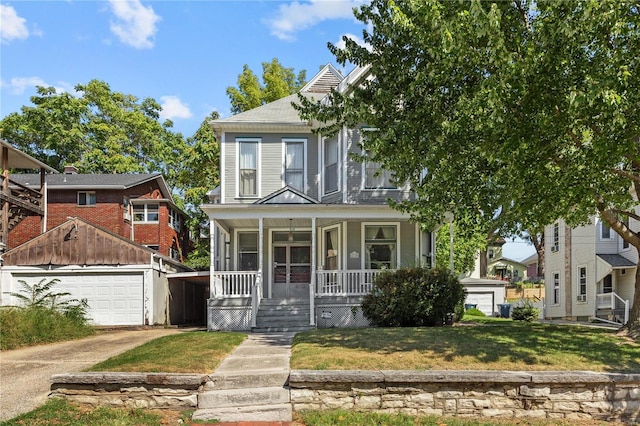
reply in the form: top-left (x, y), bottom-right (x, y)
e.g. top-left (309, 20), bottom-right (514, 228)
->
top-left (464, 307), bottom-right (486, 317)
top-left (361, 267), bottom-right (466, 327)
top-left (511, 301), bottom-right (540, 322)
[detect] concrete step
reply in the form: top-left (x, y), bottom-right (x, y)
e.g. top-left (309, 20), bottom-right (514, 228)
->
top-left (192, 403), bottom-right (292, 423)
top-left (198, 386), bottom-right (289, 409)
top-left (257, 307), bottom-right (310, 315)
top-left (260, 298), bottom-right (309, 305)
top-left (205, 372), bottom-right (290, 390)
top-left (252, 325), bottom-right (314, 333)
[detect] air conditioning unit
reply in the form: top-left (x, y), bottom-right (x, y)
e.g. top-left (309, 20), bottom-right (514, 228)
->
top-left (577, 294), bottom-right (586, 302)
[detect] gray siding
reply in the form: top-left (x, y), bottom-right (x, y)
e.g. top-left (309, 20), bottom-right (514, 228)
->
top-left (223, 132), bottom-right (318, 204)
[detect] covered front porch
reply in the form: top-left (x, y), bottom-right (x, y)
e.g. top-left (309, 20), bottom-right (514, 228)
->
top-left (592, 254), bottom-right (635, 325)
top-left (201, 200), bottom-right (433, 331)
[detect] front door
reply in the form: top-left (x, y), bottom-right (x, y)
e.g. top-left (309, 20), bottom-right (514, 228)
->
top-left (273, 244), bottom-right (311, 298)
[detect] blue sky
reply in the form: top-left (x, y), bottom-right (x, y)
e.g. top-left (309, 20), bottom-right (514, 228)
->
top-left (0, 0), bottom-right (535, 261)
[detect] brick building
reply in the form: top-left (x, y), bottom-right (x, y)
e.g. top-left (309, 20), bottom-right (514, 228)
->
top-left (9, 167), bottom-right (190, 261)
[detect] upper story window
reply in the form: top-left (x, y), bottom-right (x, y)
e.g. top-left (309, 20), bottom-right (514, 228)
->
top-left (238, 139), bottom-right (259, 197)
top-left (78, 191), bottom-right (96, 206)
top-left (600, 221), bottom-right (613, 240)
top-left (283, 139), bottom-right (305, 191)
top-left (364, 152), bottom-right (395, 189)
top-left (133, 203), bottom-right (159, 223)
top-left (123, 197), bottom-right (131, 220)
top-left (552, 272), bottom-right (560, 305)
top-left (324, 137), bottom-right (339, 194)
top-left (169, 209), bottom-right (181, 231)
top-left (577, 265), bottom-right (587, 301)
top-left (622, 219), bottom-right (629, 249)
top-left (552, 223), bottom-right (559, 252)
top-left (169, 246), bottom-right (181, 261)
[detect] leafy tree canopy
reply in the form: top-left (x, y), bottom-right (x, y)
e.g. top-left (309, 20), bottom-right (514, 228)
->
top-left (0, 80), bottom-right (187, 190)
top-left (227, 58), bottom-right (307, 113)
top-left (297, 0), bottom-right (640, 329)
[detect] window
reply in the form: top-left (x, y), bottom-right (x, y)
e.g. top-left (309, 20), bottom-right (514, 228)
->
top-left (600, 221), bottom-right (612, 239)
top-left (324, 227), bottom-right (339, 270)
top-left (552, 223), bottom-right (559, 252)
top-left (237, 232), bottom-right (258, 271)
top-left (622, 219), bottom-right (629, 249)
top-left (169, 209), bottom-right (181, 231)
top-left (324, 138), bottom-right (339, 194)
top-left (488, 249), bottom-right (494, 259)
top-left (123, 197), bottom-right (131, 220)
top-left (553, 272), bottom-right (560, 305)
top-left (169, 247), bottom-right (180, 260)
top-left (238, 139), bottom-right (258, 197)
top-left (78, 191), bottom-right (96, 206)
top-left (146, 245), bottom-right (159, 251)
top-left (577, 266), bottom-right (587, 302)
top-left (363, 224), bottom-right (397, 269)
top-left (133, 203), bottom-right (159, 222)
top-left (284, 139), bottom-right (305, 191)
top-left (364, 156), bottom-right (395, 189)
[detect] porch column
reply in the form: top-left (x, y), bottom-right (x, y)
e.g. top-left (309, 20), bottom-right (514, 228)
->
top-left (259, 217), bottom-right (264, 294)
top-left (310, 217), bottom-right (316, 326)
top-left (209, 219), bottom-right (221, 298)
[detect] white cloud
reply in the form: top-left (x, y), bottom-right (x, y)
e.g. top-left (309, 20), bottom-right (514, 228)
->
top-left (1, 4), bottom-right (29, 43)
top-left (2, 77), bottom-right (72, 95)
top-left (160, 96), bottom-right (192, 120)
top-left (265, 0), bottom-right (361, 41)
top-left (334, 32), bottom-right (371, 51)
top-left (108, 0), bottom-right (161, 49)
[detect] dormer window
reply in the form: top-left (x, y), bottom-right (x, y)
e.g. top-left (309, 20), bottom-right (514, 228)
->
top-left (78, 191), bottom-right (96, 206)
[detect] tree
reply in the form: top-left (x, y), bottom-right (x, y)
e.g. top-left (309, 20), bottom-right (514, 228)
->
top-left (297, 0), bottom-right (640, 332)
top-left (227, 58), bottom-right (307, 113)
top-left (0, 80), bottom-right (187, 190)
top-left (435, 214), bottom-right (488, 276)
top-left (177, 111), bottom-right (221, 269)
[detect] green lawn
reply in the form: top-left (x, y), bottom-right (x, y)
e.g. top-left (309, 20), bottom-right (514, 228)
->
top-left (87, 331), bottom-right (246, 373)
top-left (291, 321), bottom-right (640, 372)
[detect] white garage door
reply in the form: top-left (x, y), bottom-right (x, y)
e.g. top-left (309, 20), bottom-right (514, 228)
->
top-left (465, 292), bottom-right (495, 316)
top-left (13, 273), bottom-right (144, 326)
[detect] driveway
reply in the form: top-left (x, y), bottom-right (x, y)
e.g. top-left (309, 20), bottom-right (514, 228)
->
top-left (0, 327), bottom-right (189, 421)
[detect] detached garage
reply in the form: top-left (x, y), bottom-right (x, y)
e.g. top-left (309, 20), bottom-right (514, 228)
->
top-left (0, 218), bottom-right (191, 326)
top-left (460, 277), bottom-right (507, 317)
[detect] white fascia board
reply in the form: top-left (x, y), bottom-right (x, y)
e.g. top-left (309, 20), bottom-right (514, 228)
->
top-left (200, 203), bottom-right (410, 221)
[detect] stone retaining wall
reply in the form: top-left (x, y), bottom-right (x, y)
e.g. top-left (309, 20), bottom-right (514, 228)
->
top-left (50, 373), bottom-right (205, 409)
top-left (289, 370), bottom-right (640, 423)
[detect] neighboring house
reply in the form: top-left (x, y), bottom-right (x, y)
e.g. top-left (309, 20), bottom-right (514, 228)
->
top-left (522, 253), bottom-right (540, 280)
top-left (201, 64), bottom-right (435, 331)
top-left (8, 166), bottom-right (190, 262)
top-left (469, 238), bottom-right (527, 281)
top-left (461, 277), bottom-right (507, 316)
top-left (0, 217), bottom-right (194, 326)
top-left (544, 217), bottom-right (635, 325)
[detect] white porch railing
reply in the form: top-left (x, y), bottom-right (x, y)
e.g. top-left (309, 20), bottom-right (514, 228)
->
top-left (212, 271), bottom-right (257, 297)
top-left (315, 269), bottom-right (389, 296)
top-left (595, 292), bottom-right (630, 325)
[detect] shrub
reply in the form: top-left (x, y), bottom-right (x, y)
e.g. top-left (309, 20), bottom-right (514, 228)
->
top-left (511, 300), bottom-right (540, 322)
top-left (361, 267), bottom-right (466, 327)
top-left (464, 307), bottom-right (486, 317)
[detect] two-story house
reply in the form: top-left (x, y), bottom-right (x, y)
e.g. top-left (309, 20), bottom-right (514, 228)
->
top-left (0, 152), bottom-right (199, 326)
top-left (8, 166), bottom-right (189, 261)
top-left (201, 64), bottom-right (435, 331)
top-left (544, 217), bottom-right (636, 325)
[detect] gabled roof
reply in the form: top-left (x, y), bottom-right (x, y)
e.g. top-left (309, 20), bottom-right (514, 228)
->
top-left (210, 64), bottom-right (345, 134)
top-left (1, 217), bottom-right (188, 269)
top-left (521, 253), bottom-right (539, 266)
top-left (254, 186), bottom-right (319, 205)
top-left (491, 256), bottom-right (526, 268)
top-left (10, 173), bottom-right (174, 200)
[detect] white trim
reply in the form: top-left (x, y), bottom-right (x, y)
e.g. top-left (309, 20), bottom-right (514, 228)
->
top-left (320, 223), bottom-right (342, 271)
top-left (282, 138), bottom-right (307, 192)
top-left (236, 138), bottom-right (261, 199)
top-left (576, 264), bottom-right (587, 302)
top-left (360, 222), bottom-right (401, 270)
top-left (342, 221), bottom-right (348, 270)
top-left (599, 219), bottom-right (614, 240)
top-left (220, 132), bottom-right (226, 203)
top-left (415, 223), bottom-right (420, 265)
top-left (233, 228), bottom-right (259, 271)
top-left (77, 191), bottom-right (96, 206)
top-left (341, 127), bottom-right (348, 203)
top-left (552, 271), bottom-right (561, 306)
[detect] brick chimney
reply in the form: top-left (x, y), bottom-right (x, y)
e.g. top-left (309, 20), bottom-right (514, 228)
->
top-left (64, 165), bottom-right (78, 174)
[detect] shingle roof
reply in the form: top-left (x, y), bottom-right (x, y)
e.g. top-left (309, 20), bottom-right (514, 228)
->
top-left (10, 173), bottom-right (162, 188)
top-left (597, 254), bottom-right (636, 268)
top-left (211, 93), bottom-right (316, 126)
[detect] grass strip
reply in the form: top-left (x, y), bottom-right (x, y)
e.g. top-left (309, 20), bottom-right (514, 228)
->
top-left (291, 322), bottom-right (640, 372)
top-left (88, 331), bottom-right (246, 373)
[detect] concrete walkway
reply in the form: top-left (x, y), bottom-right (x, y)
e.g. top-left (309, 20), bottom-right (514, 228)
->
top-left (193, 332), bottom-right (295, 423)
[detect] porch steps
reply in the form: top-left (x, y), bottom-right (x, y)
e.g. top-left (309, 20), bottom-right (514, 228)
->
top-left (192, 333), bottom-right (293, 423)
top-left (253, 298), bottom-right (315, 333)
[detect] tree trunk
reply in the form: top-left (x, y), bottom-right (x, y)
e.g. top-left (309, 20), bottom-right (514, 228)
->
top-left (479, 249), bottom-right (488, 278)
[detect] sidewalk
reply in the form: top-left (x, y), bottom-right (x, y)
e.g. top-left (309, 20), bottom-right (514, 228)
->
top-left (192, 332), bottom-right (295, 424)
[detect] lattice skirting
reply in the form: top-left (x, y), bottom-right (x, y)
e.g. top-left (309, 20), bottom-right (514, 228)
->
top-left (315, 304), bottom-right (370, 328)
top-left (208, 307), bottom-right (252, 331)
